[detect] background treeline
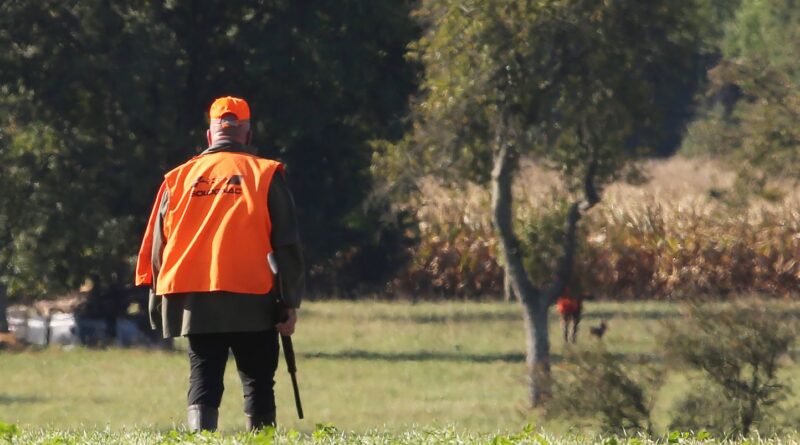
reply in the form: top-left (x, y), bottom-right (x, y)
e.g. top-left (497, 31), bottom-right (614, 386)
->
top-left (0, 0), bottom-right (419, 298)
top-left (0, 0), bottom-right (798, 300)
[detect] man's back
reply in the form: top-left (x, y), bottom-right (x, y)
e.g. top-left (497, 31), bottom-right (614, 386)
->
top-left (158, 151), bottom-right (283, 295)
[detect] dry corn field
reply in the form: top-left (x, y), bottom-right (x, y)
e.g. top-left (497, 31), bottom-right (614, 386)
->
top-left (389, 156), bottom-right (800, 300)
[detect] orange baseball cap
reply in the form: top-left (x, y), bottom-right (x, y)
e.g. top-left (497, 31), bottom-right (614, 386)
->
top-left (209, 96), bottom-right (251, 121)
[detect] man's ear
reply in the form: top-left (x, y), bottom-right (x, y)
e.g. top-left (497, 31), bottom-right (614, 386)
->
top-left (206, 129), bottom-right (213, 146)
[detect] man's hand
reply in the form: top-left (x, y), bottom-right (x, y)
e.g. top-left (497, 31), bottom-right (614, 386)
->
top-left (276, 308), bottom-right (298, 336)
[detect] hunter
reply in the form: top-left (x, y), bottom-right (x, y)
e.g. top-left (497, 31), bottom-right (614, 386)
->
top-left (135, 96), bottom-right (304, 431)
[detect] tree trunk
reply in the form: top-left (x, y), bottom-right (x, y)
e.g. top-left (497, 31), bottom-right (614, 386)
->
top-left (491, 141), bottom-right (551, 406)
top-left (503, 268), bottom-right (517, 302)
top-left (521, 295), bottom-right (551, 404)
top-left (0, 284), bottom-right (8, 333)
top-left (490, 123), bottom-right (602, 406)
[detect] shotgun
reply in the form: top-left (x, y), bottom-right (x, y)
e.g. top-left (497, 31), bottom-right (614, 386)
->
top-left (270, 252), bottom-right (304, 419)
top-left (280, 333), bottom-right (304, 419)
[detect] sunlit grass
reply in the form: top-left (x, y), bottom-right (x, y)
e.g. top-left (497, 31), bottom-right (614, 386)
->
top-left (5, 426), bottom-right (800, 444)
top-left (2, 300), bottom-right (800, 436)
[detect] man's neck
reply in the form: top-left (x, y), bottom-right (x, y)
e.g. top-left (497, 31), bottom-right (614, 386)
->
top-left (202, 139), bottom-right (255, 155)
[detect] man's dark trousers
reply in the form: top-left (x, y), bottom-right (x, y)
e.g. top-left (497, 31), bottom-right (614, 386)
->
top-left (187, 329), bottom-right (280, 424)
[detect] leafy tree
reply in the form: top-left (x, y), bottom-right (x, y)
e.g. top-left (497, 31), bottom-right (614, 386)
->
top-left (0, 1), bottom-right (418, 298)
top-left (682, 0), bottom-right (800, 194)
top-left (0, 116), bottom-right (135, 297)
top-left (378, 0), bottom-right (704, 405)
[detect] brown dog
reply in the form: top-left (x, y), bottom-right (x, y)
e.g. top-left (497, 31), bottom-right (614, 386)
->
top-left (590, 320), bottom-right (608, 339)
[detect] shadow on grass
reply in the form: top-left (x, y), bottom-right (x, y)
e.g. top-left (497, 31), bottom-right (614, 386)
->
top-left (302, 311), bottom-right (522, 324)
top-left (0, 394), bottom-right (48, 404)
top-left (337, 309), bottom-right (681, 324)
top-left (584, 310), bottom-right (680, 320)
top-left (0, 394), bottom-right (113, 405)
top-left (301, 350), bottom-right (527, 363)
top-left (300, 349), bottom-right (663, 364)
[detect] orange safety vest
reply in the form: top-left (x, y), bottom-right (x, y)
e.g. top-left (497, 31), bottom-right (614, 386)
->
top-left (556, 297), bottom-right (582, 316)
top-left (135, 151), bottom-right (283, 295)
top-left (556, 286), bottom-right (582, 316)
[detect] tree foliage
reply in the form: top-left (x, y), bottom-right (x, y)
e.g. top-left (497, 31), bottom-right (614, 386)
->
top-left (378, 0), bottom-right (706, 194)
top-left (381, 0), bottom-right (709, 297)
top-left (682, 0), bottom-right (800, 192)
top-left (0, 1), bottom-right (418, 298)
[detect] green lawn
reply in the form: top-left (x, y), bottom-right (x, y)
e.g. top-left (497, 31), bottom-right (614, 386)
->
top-left (6, 427), bottom-right (799, 445)
top-left (0, 300), bottom-right (798, 436)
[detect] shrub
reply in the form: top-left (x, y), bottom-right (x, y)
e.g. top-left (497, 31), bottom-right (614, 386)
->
top-left (662, 301), bottom-right (797, 436)
top-left (668, 384), bottom-right (742, 436)
top-left (548, 347), bottom-right (664, 435)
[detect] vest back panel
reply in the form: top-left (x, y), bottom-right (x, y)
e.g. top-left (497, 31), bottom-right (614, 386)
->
top-left (156, 152), bottom-right (282, 295)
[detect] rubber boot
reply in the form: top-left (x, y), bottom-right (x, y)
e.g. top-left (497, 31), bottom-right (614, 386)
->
top-left (246, 410), bottom-right (276, 431)
top-left (187, 404), bottom-right (219, 432)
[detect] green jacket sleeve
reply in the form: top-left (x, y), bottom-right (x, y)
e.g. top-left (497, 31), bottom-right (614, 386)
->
top-left (148, 187), bottom-right (170, 330)
top-left (268, 171), bottom-right (305, 309)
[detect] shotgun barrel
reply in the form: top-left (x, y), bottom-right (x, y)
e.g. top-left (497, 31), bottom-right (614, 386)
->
top-left (273, 259), bottom-right (304, 419)
top-left (280, 334), bottom-right (304, 419)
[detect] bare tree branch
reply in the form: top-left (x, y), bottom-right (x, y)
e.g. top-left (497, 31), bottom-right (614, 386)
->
top-left (546, 120), bottom-right (601, 305)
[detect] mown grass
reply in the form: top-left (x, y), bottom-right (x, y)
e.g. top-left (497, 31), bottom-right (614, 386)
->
top-left (5, 426), bottom-right (800, 445)
top-left (1, 300), bottom-right (800, 439)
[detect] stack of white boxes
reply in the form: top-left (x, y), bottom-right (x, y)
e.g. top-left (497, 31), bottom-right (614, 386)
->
top-left (49, 312), bottom-right (79, 346)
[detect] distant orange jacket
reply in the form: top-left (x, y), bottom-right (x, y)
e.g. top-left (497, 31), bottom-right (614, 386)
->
top-left (556, 297), bottom-right (582, 316)
top-left (135, 151), bottom-right (283, 295)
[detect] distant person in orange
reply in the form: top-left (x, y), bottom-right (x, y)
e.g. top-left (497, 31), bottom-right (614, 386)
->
top-left (135, 96), bottom-right (304, 432)
top-left (556, 286), bottom-right (586, 344)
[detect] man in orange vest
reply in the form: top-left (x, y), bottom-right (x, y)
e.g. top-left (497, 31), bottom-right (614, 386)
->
top-left (135, 96), bottom-right (304, 432)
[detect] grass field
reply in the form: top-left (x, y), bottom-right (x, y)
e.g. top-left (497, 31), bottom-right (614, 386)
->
top-left (7, 428), bottom-right (800, 445)
top-left (1, 300), bottom-right (800, 441)
top-left (8, 428), bottom-right (800, 445)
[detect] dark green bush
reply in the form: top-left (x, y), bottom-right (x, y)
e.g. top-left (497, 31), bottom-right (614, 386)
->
top-left (663, 301), bottom-right (797, 436)
top-left (668, 384), bottom-right (741, 436)
top-left (548, 347), bottom-right (663, 434)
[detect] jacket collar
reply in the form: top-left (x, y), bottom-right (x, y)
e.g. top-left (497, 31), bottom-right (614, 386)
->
top-left (201, 140), bottom-right (257, 156)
